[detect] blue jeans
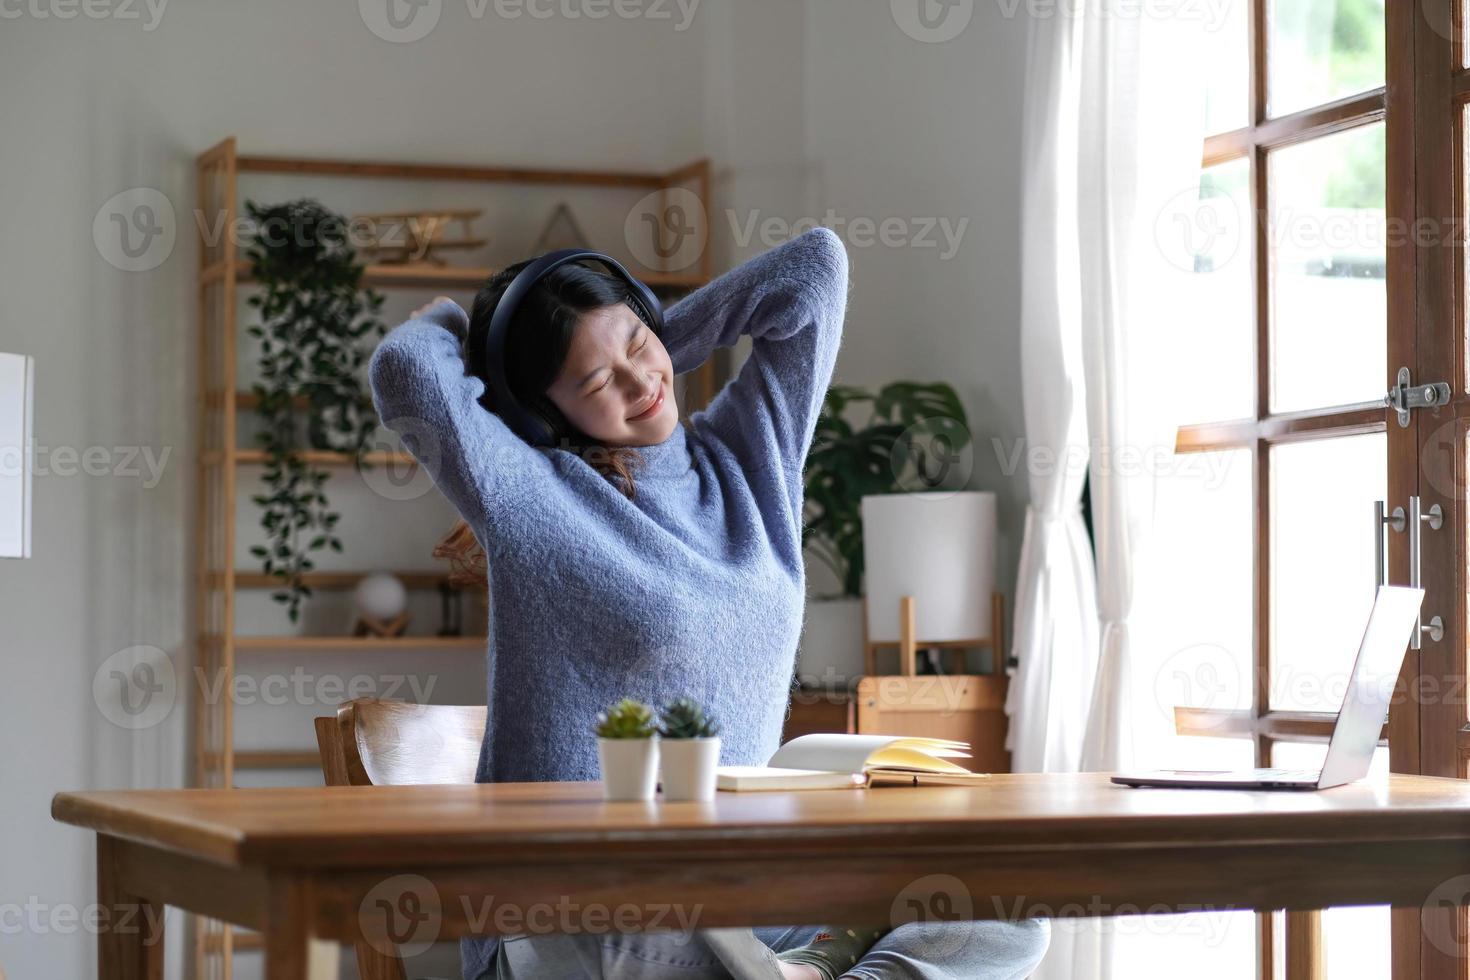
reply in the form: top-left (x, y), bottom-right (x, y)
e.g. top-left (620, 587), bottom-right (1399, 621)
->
top-left (484, 920), bottom-right (1051, 980)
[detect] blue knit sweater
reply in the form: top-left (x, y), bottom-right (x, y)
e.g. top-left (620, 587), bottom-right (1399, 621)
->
top-left (368, 228), bottom-right (848, 977)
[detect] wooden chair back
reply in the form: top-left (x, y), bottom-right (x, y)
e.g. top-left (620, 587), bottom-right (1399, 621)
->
top-left (313, 699), bottom-right (488, 980)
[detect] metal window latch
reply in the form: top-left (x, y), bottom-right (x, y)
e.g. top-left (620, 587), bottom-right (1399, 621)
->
top-left (1384, 366), bottom-right (1451, 428)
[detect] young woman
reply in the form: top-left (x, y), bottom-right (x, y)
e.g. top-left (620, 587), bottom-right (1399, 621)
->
top-left (368, 228), bottom-right (1050, 980)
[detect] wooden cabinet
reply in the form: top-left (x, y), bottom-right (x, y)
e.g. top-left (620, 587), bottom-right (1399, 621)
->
top-left (783, 674), bottom-right (1011, 774)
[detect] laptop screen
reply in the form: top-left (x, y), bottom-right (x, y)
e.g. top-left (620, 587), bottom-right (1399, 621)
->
top-left (1317, 585), bottom-right (1424, 787)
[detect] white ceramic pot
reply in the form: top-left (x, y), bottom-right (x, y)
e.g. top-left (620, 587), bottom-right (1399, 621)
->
top-left (658, 736), bottom-right (722, 802)
top-left (597, 737), bottom-right (659, 801)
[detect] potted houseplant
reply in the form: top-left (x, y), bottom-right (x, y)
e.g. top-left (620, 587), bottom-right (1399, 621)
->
top-left (594, 697), bottom-right (659, 801)
top-left (244, 198), bottom-right (386, 623)
top-left (657, 698), bottom-right (722, 801)
top-left (801, 382), bottom-right (972, 680)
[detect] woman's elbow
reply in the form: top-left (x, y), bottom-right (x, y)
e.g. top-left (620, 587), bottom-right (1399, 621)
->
top-left (791, 226), bottom-right (850, 319)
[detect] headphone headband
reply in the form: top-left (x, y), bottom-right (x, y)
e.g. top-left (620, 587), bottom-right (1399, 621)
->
top-left (482, 249), bottom-right (664, 448)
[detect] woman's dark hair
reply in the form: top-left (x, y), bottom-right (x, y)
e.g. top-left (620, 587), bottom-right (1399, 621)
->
top-left (464, 257), bottom-right (661, 496)
top-left (438, 258), bottom-right (667, 586)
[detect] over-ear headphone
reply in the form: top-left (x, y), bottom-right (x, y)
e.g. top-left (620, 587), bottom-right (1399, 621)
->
top-left (481, 249), bottom-right (665, 449)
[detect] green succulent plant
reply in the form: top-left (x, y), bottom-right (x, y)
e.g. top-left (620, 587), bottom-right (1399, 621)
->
top-left (593, 698), bottom-right (658, 739)
top-left (658, 697), bottom-right (721, 739)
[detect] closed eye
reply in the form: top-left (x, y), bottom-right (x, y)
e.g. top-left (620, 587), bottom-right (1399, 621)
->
top-left (590, 337), bottom-right (649, 394)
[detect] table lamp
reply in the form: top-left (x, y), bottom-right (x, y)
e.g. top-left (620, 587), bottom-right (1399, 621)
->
top-left (860, 490), bottom-right (998, 676)
top-left (0, 352), bottom-right (33, 559)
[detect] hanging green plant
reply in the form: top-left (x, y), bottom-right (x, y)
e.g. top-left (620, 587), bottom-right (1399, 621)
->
top-left (244, 198), bottom-right (386, 623)
top-left (802, 382), bottom-right (971, 599)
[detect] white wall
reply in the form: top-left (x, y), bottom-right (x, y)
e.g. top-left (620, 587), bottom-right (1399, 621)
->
top-left (0, 2), bottom-right (1032, 976)
top-left (0, 4), bottom-right (708, 977)
top-left (800, 1), bottom-right (1033, 628)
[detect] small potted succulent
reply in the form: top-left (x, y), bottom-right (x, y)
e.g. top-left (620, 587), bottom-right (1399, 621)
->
top-left (657, 697), bottom-right (722, 802)
top-left (594, 697), bottom-right (660, 801)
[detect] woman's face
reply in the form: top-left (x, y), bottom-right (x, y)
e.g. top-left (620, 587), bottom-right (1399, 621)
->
top-left (545, 303), bottom-right (679, 448)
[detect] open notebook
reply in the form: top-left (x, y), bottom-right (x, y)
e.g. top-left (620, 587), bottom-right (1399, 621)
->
top-left (715, 734), bottom-right (989, 791)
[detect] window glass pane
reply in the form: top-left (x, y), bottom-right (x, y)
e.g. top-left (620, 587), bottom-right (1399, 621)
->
top-left (1269, 124), bottom-right (1386, 412)
top-left (1138, 449), bottom-right (1253, 746)
top-left (1269, 434), bottom-right (1385, 711)
top-left (1268, 0), bottom-right (1385, 117)
top-left (1174, 161), bottom-right (1254, 424)
top-left (1271, 742), bottom-right (1391, 980)
top-left (1203, 0), bottom-right (1250, 133)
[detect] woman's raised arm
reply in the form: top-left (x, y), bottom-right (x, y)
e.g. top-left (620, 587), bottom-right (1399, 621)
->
top-left (367, 297), bottom-right (551, 536)
top-left (661, 227), bottom-right (850, 515)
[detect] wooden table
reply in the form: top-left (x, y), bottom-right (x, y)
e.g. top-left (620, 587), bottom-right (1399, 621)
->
top-left (51, 773), bottom-right (1470, 978)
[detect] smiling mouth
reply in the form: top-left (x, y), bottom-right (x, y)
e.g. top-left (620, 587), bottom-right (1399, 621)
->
top-left (627, 383), bottom-right (665, 422)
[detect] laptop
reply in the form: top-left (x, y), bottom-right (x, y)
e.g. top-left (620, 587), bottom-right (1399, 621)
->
top-left (1111, 585), bottom-right (1424, 791)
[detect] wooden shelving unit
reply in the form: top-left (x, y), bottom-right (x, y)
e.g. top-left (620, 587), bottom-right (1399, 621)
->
top-left (192, 136), bottom-right (716, 978)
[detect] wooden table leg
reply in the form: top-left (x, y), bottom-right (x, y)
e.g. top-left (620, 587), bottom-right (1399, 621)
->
top-left (96, 837), bottom-right (164, 980)
top-left (263, 878), bottom-right (311, 980)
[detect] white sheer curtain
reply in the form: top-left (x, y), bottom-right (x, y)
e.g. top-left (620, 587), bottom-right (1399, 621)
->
top-left (1006, 0), bottom-right (1208, 976)
top-left (1003, 0), bottom-right (1098, 778)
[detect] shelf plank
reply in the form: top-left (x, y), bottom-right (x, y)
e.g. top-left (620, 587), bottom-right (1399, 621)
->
top-left (234, 635), bottom-right (486, 652)
top-left (233, 750), bottom-right (322, 770)
top-left (233, 448), bottom-right (415, 467)
top-left (235, 154), bottom-right (673, 188)
top-left (234, 259), bottom-right (708, 292)
top-left (232, 570), bottom-right (468, 591)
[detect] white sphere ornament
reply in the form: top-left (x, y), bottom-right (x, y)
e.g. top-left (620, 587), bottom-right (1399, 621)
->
top-left (355, 573), bottom-right (408, 621)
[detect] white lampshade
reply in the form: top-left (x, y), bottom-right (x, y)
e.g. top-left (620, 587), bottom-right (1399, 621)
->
top-left (0, 352), bottom-right (33, 560)
top-left (860, 491), bottom-right (996, 643)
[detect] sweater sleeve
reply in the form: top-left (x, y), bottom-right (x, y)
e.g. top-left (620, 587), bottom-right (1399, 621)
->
top-left (661, 227), bottom-right (849, 508)
top-left (367, 297), bottom-right (552, 536)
